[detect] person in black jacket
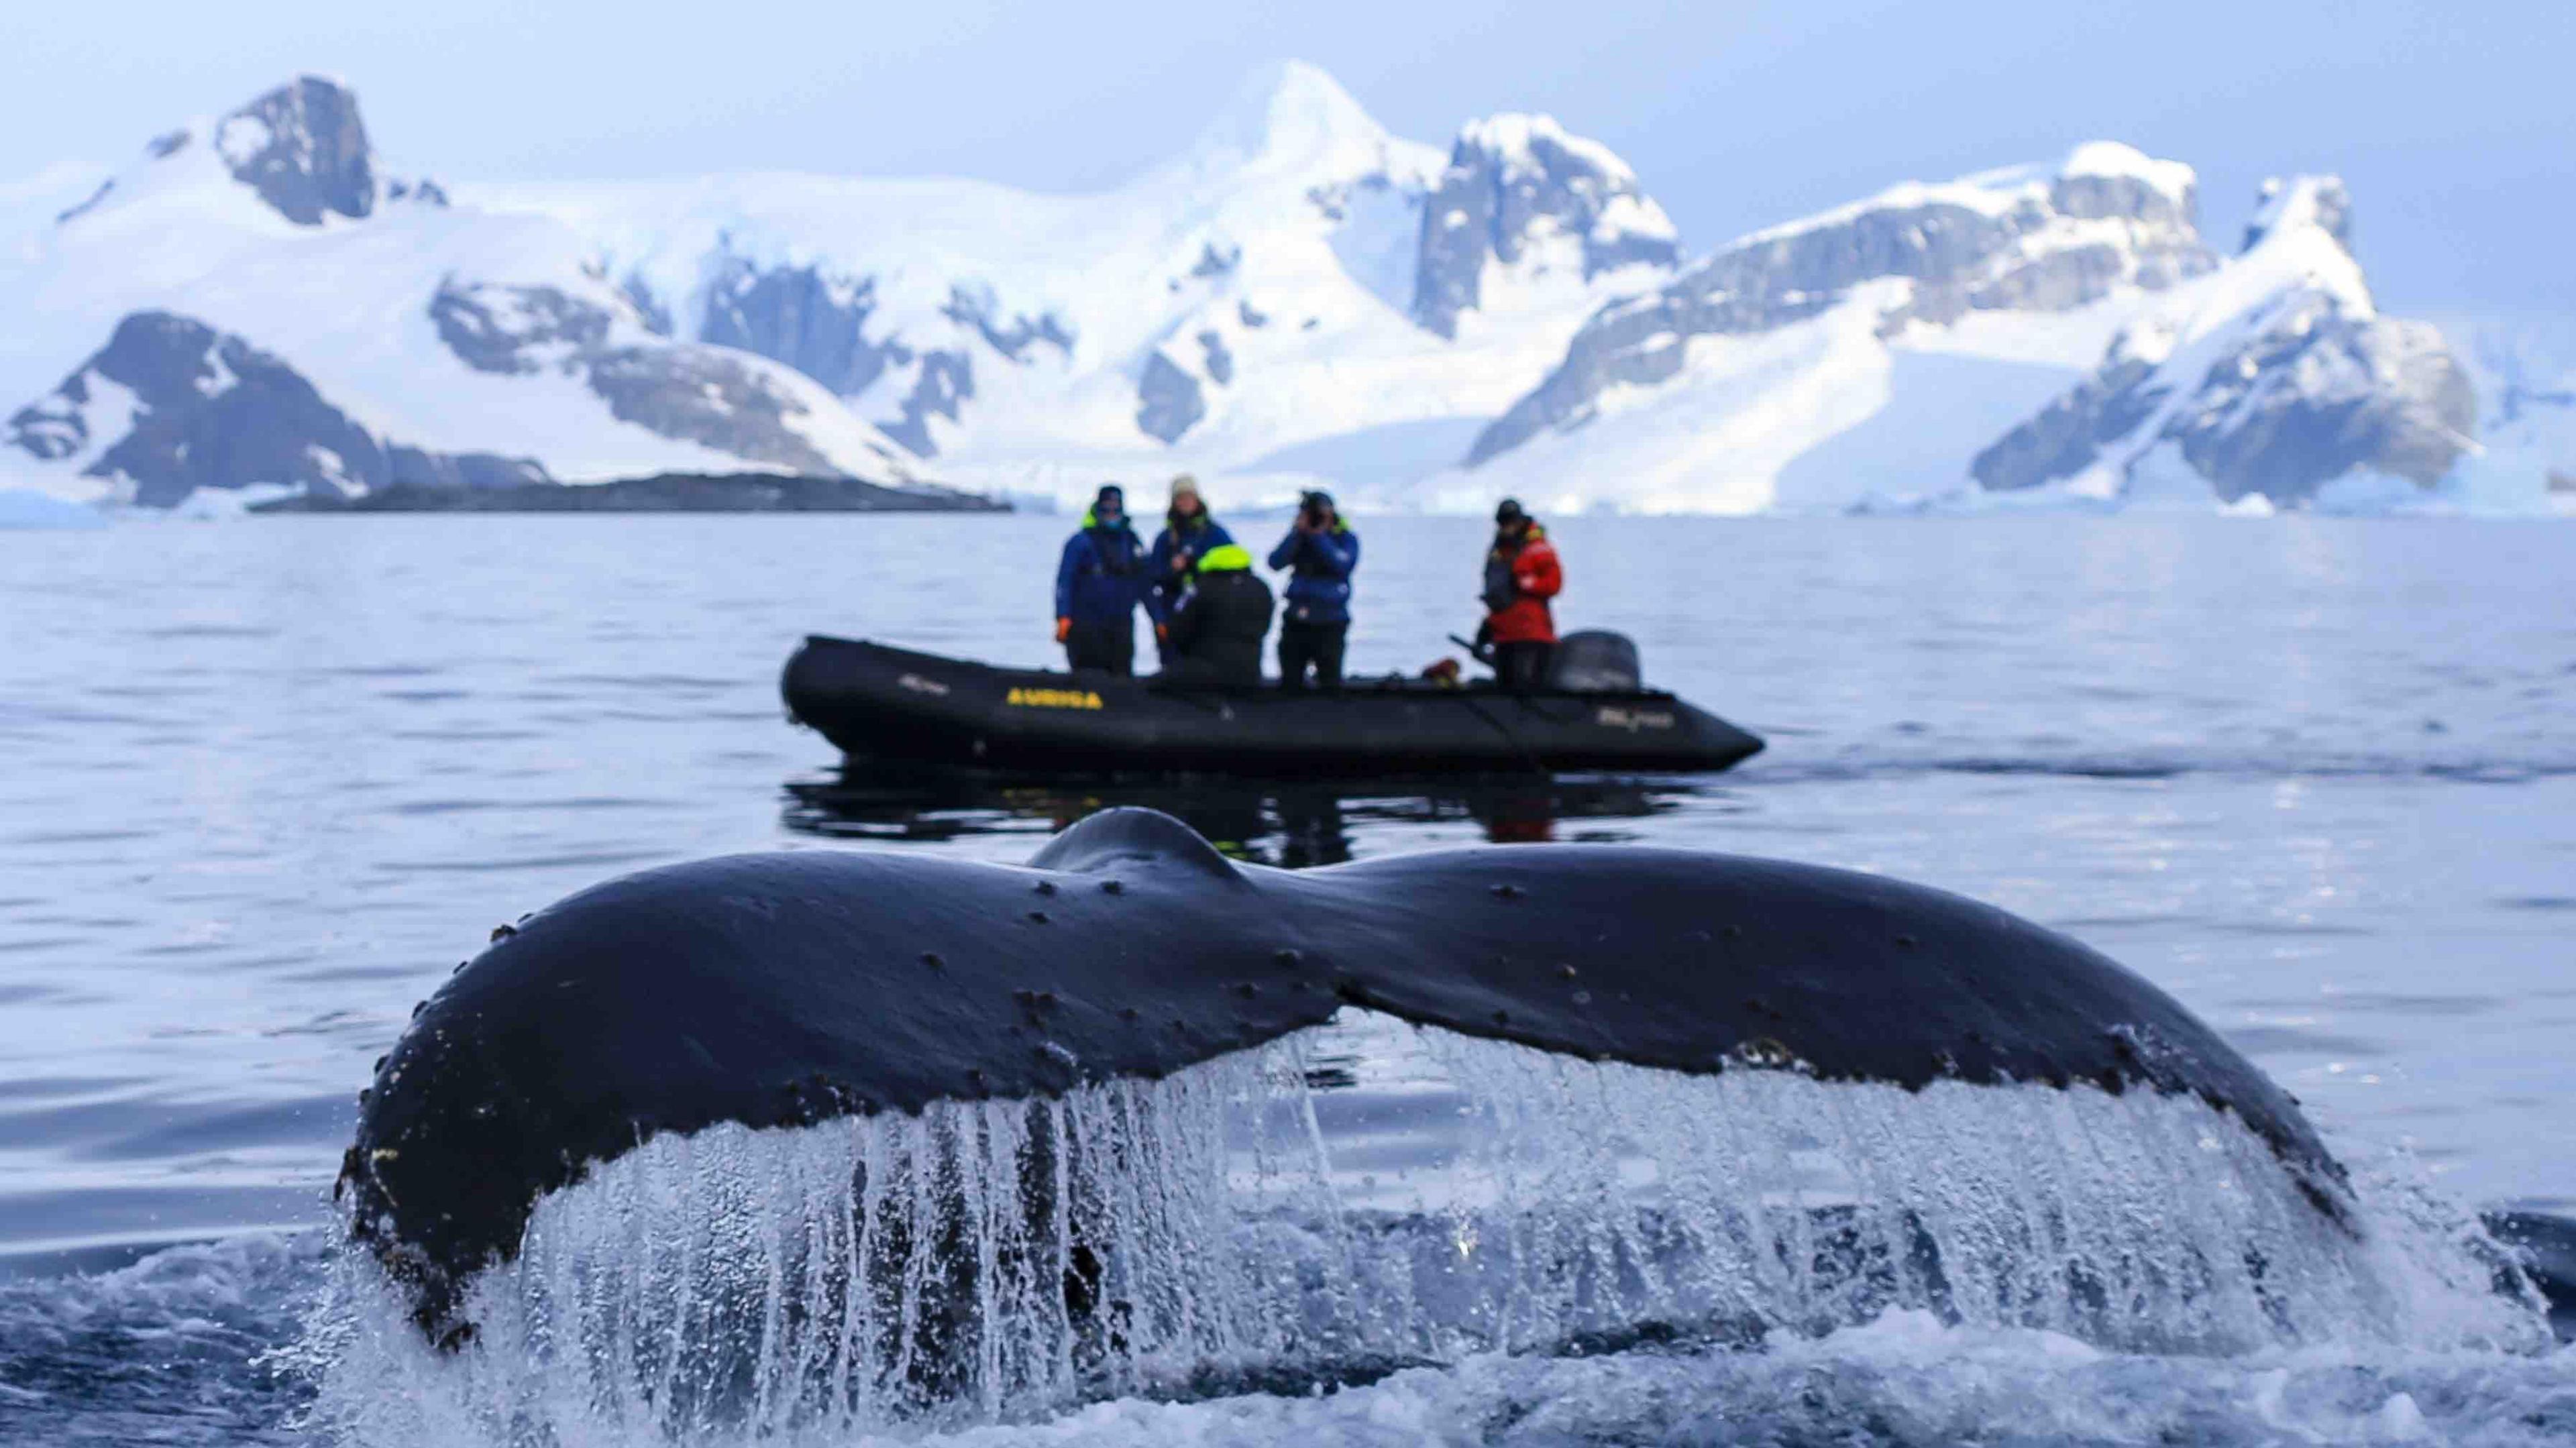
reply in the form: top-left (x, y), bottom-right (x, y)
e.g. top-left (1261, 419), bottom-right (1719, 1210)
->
top-left (1162, 543), bottom-right (1272, 686)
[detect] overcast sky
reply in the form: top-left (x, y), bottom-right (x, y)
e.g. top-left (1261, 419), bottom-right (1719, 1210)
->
top-left (8, 0), bottom-right (2567, 317)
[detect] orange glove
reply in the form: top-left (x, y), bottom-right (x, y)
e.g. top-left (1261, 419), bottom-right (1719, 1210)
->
top-left (1054, 618), bottom-right (1071, 643)
top-left (1155, 623), bottom-right (1170, 643)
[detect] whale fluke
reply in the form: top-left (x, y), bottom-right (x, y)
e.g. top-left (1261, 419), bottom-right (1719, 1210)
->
top-left (342, 810), bottom-right (2349, 1345)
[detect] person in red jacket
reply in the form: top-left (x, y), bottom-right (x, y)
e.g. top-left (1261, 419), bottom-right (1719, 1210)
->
top-left (1478, 498), bottom-right (1562, 692)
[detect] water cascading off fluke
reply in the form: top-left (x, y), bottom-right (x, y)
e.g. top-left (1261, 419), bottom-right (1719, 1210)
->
top-left (329, 807), bottom-right (2544, 1433)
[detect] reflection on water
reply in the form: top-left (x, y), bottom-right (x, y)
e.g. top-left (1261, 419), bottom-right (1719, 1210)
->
top-left (782, 767), bottom-right (1722, 866)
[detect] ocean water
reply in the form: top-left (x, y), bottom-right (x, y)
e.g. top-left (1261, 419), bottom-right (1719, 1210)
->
top-left (1, 512), bottom-right (2572, 1443)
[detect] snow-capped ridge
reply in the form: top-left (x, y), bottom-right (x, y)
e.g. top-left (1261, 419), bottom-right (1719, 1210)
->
top-left (441, 59), bottom-right (1644, 476)
top-left (1454, 113), bottom-right (1644, 190)
top-left (2060, 142), bottom-right (2196, 206)
top-left (1733, 141), bottom-right (2198, 252)
top-left (1173, 60), bottom-right (1399, 181)
top-left (1464, 144), bottom-right (2214, 476)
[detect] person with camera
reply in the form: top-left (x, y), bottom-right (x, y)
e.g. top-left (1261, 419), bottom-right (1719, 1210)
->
top-left (1144, 475), bottom-right (1234, 666)
top-left (1266, 490), bottom-right (1360, 689)
top-left (1053, 484), bottom-right (1146, 675)
top-left (1479, 498), bottom-right (1561, 692)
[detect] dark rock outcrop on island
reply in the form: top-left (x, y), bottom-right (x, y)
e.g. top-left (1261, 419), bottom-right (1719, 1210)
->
top-left (1136, 351), bottom-right (1208, 442)
top-left (1972, 178), bottom-right (2477, 504)
top-left (215, 76), bottom-right (376, 226)
top-left (1470, 159), bottom-right (2212, 466)
top-left (5, 311), bottom-right (543, 506)
top-left (1412, 116), bottom-right (1679, 339)
top-left (258, 471), bottom-right (1006, 514)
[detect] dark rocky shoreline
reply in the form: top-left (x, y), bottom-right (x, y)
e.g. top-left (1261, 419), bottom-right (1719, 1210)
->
top-left (253, 471), bottom-right (1010, 514)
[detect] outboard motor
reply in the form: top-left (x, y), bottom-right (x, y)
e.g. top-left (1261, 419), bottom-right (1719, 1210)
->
top-left (1546, 630), bottom-right (1642, 692)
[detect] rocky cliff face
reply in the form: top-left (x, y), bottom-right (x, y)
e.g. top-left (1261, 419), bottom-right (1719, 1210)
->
top-left (1411, 115), bottom-right (1678, 338)
top-left (692, 261), bottom-right (1072, 457)
top-left (700, 263), bottom-right (894, 396)
top-left (215, 76), bottom-right (378, 225)
top-left (1135, 351), bottom-right (1208, 443)
top-left (1469, 145), bottom-right (2212, 466)
top-left (1972, 178), bottom-right (2476, 505)
top-left (7, 311), bottom-right (543, 505)
top-left (431, 280), bottom-right (877, 477)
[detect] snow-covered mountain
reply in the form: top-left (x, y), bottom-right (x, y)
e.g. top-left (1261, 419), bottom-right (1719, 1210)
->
top-left (0, 77), bottom-right (938, 508)
top-left (467, 62), bottom-right (1680, 498)
top-left (0, 64), bottom-right (2549, 514)
top-left (1441, 144), bottom-right (2215, 512)
top-left (1444, 150), bottom-right (2525, 514)
top-left (1960, 177), bottom-right (2478, 513)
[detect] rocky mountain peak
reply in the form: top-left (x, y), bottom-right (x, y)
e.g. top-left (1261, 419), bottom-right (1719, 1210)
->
top-left (1411, 112), bottom-right (1677, 337)
top-left (215, 75), bottom-right (376, 226)
top-left (2049, 142), bottom-right (2198, 231)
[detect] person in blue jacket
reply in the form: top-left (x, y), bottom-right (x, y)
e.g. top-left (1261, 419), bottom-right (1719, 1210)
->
top-left (1054, 484), bottom-right (1146, 675)
top-left (1144, 474), bottom-right (1234, 665)
top-left (1267, 489), bottom-right (1360, 689)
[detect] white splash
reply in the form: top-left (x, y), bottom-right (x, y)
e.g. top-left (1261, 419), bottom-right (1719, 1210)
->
top-left (307, 1011), bottom-right (2545, 1443)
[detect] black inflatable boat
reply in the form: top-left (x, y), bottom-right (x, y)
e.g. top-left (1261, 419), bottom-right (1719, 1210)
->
top-left (782, 634), bottom-right (1764, 777)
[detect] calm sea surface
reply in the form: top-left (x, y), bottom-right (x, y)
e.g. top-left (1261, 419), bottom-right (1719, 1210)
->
top-left (1, 512), bottom-right (2571, 1443)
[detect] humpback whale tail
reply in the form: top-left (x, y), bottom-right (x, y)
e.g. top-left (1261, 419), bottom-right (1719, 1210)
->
top-left (327, 811), bottom-right (2551, 1432)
